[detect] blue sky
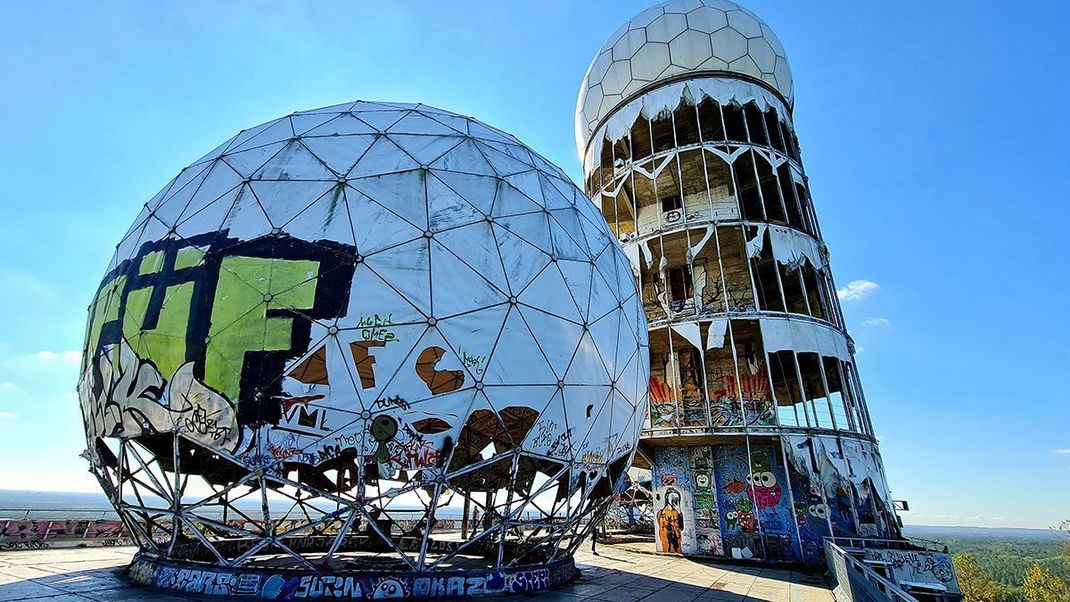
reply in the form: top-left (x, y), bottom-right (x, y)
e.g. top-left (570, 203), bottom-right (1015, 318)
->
top-left (0, 1), bottom-right (1066, 528)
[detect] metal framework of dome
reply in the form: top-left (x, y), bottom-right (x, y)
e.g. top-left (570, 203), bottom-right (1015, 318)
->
top-left (78, 100), bottom-right (649, 599)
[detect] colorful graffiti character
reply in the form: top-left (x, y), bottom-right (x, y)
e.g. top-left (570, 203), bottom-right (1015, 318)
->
top-left (657, 487), bottom-right (684, 553)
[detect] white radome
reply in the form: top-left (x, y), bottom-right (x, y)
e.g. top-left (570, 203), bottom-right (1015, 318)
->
top-left (575, 0), bottom-right (793, 154)
top-left (81, 101), bottom-right (649, 547)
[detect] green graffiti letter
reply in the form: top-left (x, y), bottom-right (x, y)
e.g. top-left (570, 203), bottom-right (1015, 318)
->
top-left (204, 256), bottom-right (319, 401)
top-left (83, 275), bottom-right (126, 372)
top-left (122, 282), bottom-right (195, 380)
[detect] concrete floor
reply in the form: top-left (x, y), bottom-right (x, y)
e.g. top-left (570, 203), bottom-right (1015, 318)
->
top-left (0, 544), bottom-right (834, 602)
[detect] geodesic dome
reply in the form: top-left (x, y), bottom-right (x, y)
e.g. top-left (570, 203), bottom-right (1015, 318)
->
top-left (575, 0), bottom-right (793, 153)
top-left (78, 100), bottom-right (648, 598)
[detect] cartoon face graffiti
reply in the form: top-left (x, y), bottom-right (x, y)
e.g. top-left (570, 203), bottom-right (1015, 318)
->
top-left (657, 487), bottom-right (684, 553)
top-left (724, 510), bottom-right (738, 530)
top-left (371, 578), bottom-right (405, 599)
top-left (746, 471), bottom-right (782, 510)
top-left (737, 509), bottom-right (757, 533)
top-left (808, 503), bottom-right (829, 521)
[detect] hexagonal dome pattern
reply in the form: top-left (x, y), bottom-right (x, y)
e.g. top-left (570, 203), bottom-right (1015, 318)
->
top-left (576, 0), bottom-right (793, 153)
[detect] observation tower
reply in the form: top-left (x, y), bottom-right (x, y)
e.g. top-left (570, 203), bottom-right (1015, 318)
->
top-left (577, 0), bottom-right (902, 564)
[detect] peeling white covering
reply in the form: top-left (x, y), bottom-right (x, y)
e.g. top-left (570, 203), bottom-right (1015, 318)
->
top-left (759, 318), bottom-right (851, 362)
top-left (671, 322), bottom-right (703, 356)
top-left (783, 435), bottom-right (895, 513)
top-left (584, 77), bottom-right (790, 173)
top-left (706, 318), bottom-right (728, 349)
top-left (687, 225), bottom-right (715, 262)
top-left (623, 242), bottom-right (642, 275)
top-left (746, 224), bottom-right (828, 271)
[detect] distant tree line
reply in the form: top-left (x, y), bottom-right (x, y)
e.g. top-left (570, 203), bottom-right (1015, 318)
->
top-left (951, 520), bottom-right (1070, 602)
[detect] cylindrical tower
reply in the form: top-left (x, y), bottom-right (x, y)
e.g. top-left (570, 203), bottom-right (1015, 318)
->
top-left (578, 0), bottom-right (899, 563)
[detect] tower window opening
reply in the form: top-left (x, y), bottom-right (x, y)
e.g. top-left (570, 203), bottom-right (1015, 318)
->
top-left (667, 265), bottom-right (694, 309)
top-left (770, 349), bottom-right (804, 427)
top-left (651, 113), bottom-right (675, 152)
top-left (753, 260), bottom-right (785, 313)
top-left (823, 356), bottom-right (853, 432)
top-left (795, 183), bottom-right (816, 234)
top-left (779, 264), bottom-right (809, 315)
top-left (613, 137), bottom-right (631, 166)
top-left (765, 109), bottom-right (786, 153)
top-left (674, 347), bottom-right (705, 427)
top-left (734, 152), bottom-right (764, 221)
top-left (777, 164), bottom-right (806, 230)
top-left (748, 227), bottom-right (785, 312)
top-left (661, 194), bottom-right (682, 213)
top-left (755, 155), bottom-right (787, 223)
top-left (674, 103), bottom-right (700, 147)
top-left (722, 103), bottom-right (748, 142)
top-left (714, 228), bottom-right (757, 312)
top-left (697, 98), bottom-right (726, 142)
top-left (797, 352), bottom-right (833, 429)
top-left (800, 262), bottom-right (829, 321)
top-left (631, 116), bottom-right (653, 161)
top-left (744, 103), bottom-right (770, 147)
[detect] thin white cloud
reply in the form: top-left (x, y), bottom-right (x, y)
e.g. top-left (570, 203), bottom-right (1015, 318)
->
top-left (35, 350), bottom-right (82, 363)
top-left (862, 317), bottom-right (890, 327)
top-left (1, 381), bottom-right (16, 390)
top-left (0, 411), bottom-right (17, 420)
top-left (1052, 449), bottom-right (1070, 456)
top-left (837, 279), bottom-right (879, 303)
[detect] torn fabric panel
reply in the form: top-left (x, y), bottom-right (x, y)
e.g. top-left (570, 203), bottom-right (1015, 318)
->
top-left (842, 438), bottom-right (895, 511)
top-left (688, 225), bottom-right (715, 262)
top-left (671, 323), bottom-right (703, 357)
top-left (705, 319), bottom-right (728, 349)
top-left (623, 244), bottom-right (641, 275)
top-left (746, 225), bottom-right (767, 258)
top-left (768, 225), bottom-right (827, 271)
top-left (692, 262), bottom-right (707, 301)
top-left (759, 318), bottom-right (851, 362)
top-left (593, 76), bottom-right (792, 154)
top-left (640, 239), bottom-right (654, 268)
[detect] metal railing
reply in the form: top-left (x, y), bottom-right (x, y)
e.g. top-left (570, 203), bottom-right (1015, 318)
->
top-left (825, 539), bottom-right (917, 602)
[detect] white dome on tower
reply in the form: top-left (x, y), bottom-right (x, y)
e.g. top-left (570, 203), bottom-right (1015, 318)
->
top-left (575, 0), bottom-right (793, 154)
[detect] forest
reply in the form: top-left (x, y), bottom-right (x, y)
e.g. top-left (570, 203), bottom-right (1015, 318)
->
top-left (904, 524), bottom-right (1070, 601)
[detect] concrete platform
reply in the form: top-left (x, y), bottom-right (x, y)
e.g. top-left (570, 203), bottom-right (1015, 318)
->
top-left (0, 545), bottom-right (833, 602)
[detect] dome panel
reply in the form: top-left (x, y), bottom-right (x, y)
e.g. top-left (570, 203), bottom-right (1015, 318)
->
top-left (646, 12), bottom-right (688, 43)
top-left (631, 42), bottom-right (672, 82)
top-left (686, 6), bottom-right (728, 33)
top-left (726, 8), bottom-right (763, 38)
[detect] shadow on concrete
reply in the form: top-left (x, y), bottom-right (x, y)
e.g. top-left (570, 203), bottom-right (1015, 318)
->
top-left (0, 546), bottom-right (830, 602)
